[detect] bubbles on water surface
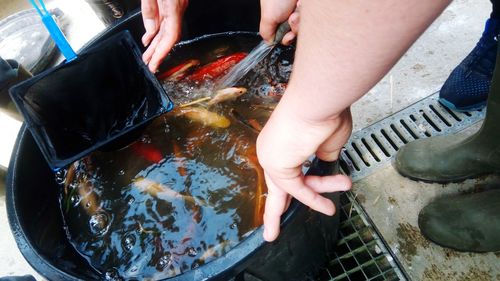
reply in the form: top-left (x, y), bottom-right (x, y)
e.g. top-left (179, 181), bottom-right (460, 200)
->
top-left (104, 268), bottom-right (123, 281)
top-left (70, 194), bottom-right (81, 207)
top-left (157, 253), bottom-right (173, 269)
top-left (54, 169), bottom-right (67, 185)
top-left (129, 266), bottom-right (138, 273)
top-left (121, 233), bottom-right (136, 252)
top-left (187, 247), bottom-right (198, 257)
top-left (140, 134), bottom-right (152, 144)
top-left (191, 260), bottom-right (202, 270)
top-left (58, 37), bottom-right (295, 280)
top-left (125, 195), bottom-right (135, 205)
top-left (89, 211), bottom-right (110, 235)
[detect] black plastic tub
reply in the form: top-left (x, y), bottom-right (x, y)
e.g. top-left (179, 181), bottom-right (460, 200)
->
top-left (6, 4), bottom-right (341, 281)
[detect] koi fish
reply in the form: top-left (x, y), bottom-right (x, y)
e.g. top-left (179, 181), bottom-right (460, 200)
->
top-left (157, 59), bottom-right (200, 81)
top-left (78, 181), bottom-right (100, 216)
top-left (131, 142), bottom-right (163, 163)
top-left (172, 141), bottom-right (187, 177)
top-left (187, 53), bottom-right (247, 82)
top-left (208, 87), bottom-right (247, 105)
top-left (199, 240), bottom-right (233, 262)
top-left (247, 119), bottom-right (263, 132)
top-left (174, 106), bottom-right (231, 128)
top-left (133, 177), bottom-right (206, 207)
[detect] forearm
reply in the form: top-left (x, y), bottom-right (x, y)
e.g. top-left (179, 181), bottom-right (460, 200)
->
top-left (284, 0), bottom-right (451, 122)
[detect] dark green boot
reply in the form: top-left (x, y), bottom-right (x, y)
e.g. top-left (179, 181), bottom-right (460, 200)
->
top-left (418, 189), bottom-right (500, 252)
top-left (394, 44), bottom-right (500, 183)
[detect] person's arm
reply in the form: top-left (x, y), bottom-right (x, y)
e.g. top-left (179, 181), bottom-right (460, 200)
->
top-left (257, 0), bottom-right (451, 242)
top-left (141, 0), bottom-right (188, 72)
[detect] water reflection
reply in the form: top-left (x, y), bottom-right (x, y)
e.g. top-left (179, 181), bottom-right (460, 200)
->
top-left (59, 42), bottom-right (294, 280)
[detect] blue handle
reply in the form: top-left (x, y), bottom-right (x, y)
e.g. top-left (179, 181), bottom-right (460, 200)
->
top-left (29, 0), bottom-right (77, 62)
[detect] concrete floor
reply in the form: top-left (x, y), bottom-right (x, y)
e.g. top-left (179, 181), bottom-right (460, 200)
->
top-left (0, 1), bottom-right (103, 280)
top-left (0, 0), bottom-right (497, 280)
top-left (349, 1), bottom-right (500, 280)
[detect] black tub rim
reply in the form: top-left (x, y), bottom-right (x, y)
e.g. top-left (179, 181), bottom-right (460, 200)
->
top-left (6, 125), bottom-right (80, 281)
top-left (7, 128), bottom-right (305, 281)
top-left (5, 12), bottom-right (309, 280)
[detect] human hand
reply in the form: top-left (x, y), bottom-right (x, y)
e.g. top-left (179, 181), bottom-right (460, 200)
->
top-left (256, 91), bottom-right (353, 242)
top-left (260, 0), bottom-right (300, 45)
top-left (141, 0), bottom-right (188, 72)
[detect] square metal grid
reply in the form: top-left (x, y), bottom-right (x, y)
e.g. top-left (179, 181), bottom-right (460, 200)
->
top-left (315, 192), bottom-right (407, 281)
top-left (340, 92), bottom-right (485, 181)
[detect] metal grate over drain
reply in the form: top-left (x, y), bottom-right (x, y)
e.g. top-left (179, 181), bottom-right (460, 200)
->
top-left (315, 192), bottom-right (408, 281)
top-left (313, 92), bottom-right (486, 281)
top-left (240, 93), bottom-right (484, 281)
top-left (340, 92), bottom-right (485, 181)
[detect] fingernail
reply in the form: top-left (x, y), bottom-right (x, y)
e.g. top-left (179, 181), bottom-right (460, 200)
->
top-left (150, 64), bottom-right (158, 73)
top-left (263, 228), bottom-right (271, 241)
top-left (142, 34), bottom-right (150, 47)
top-left (283, 34), bottom-right (296, 46)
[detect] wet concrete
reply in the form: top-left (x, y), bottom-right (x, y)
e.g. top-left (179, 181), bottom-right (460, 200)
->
top-left (351, 0), bottom-right (491, 131)
top-left (349, 0), bottom-right (500, 279)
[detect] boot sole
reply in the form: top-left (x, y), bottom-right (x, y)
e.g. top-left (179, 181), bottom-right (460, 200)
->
top-left (438, 98), bottom-right (486, 112)
top-left (393, 162), bottom-right (499, 184)
top-left (418, 217), bottom-right (500, 253)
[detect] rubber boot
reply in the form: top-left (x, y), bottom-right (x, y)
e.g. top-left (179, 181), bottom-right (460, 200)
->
top-left (394, 43), bottom-right (500, 182)
top-left (418, 189), bottom-right (500, 252)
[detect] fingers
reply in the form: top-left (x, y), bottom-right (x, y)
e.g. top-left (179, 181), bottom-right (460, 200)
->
top-left (289, 11), bottom-right (299, 32)
top-left (275, 175), bottom-right (336, 216)
top-left (262, 170), bottom-right (350, 242)
top-left (143, 30), bottom-right (161, 66)
top-left (281, 32), bottom-right (295, 45)
top-left (263, 173), bottom-right (290, 242)
top-left (141, 0), bottom-right (160, 47)
top-left (281, 11), bottom-right (300, 45)
top-left (259, 17), bottom-right (280, 45)
top-left (304, 174), bottom-right (352, 193)
top-left (142, 0), bottom-right (187, 72)
top-left (147, 14), bottom-right (182, 72)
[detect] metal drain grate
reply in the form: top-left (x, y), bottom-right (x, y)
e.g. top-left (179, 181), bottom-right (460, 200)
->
top-left (313, 93), bottom-right (486, 281)
top-left (315, 192), bottom-right (408, 281)
top-left (340, 92), bottom-right (485, 181)
top-left (240, 93), bottom-right (485, 281)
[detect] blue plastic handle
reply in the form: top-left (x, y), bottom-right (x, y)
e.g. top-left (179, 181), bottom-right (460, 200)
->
top-left (29, 0), bottom-right (77, 62)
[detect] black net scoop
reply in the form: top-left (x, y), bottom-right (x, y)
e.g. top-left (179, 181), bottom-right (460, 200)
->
top-left (10, 30), bottom-right (173, 170)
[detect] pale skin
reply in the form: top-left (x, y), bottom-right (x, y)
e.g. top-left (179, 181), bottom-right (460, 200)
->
top-left (259, 0), bottom-right (300, 45)
top-left (258, 0), bottom-right (452, 241)
top-left (141, 0), bottom-right (452, 241)
top-left (141, 0), bottom-right (188, 72)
